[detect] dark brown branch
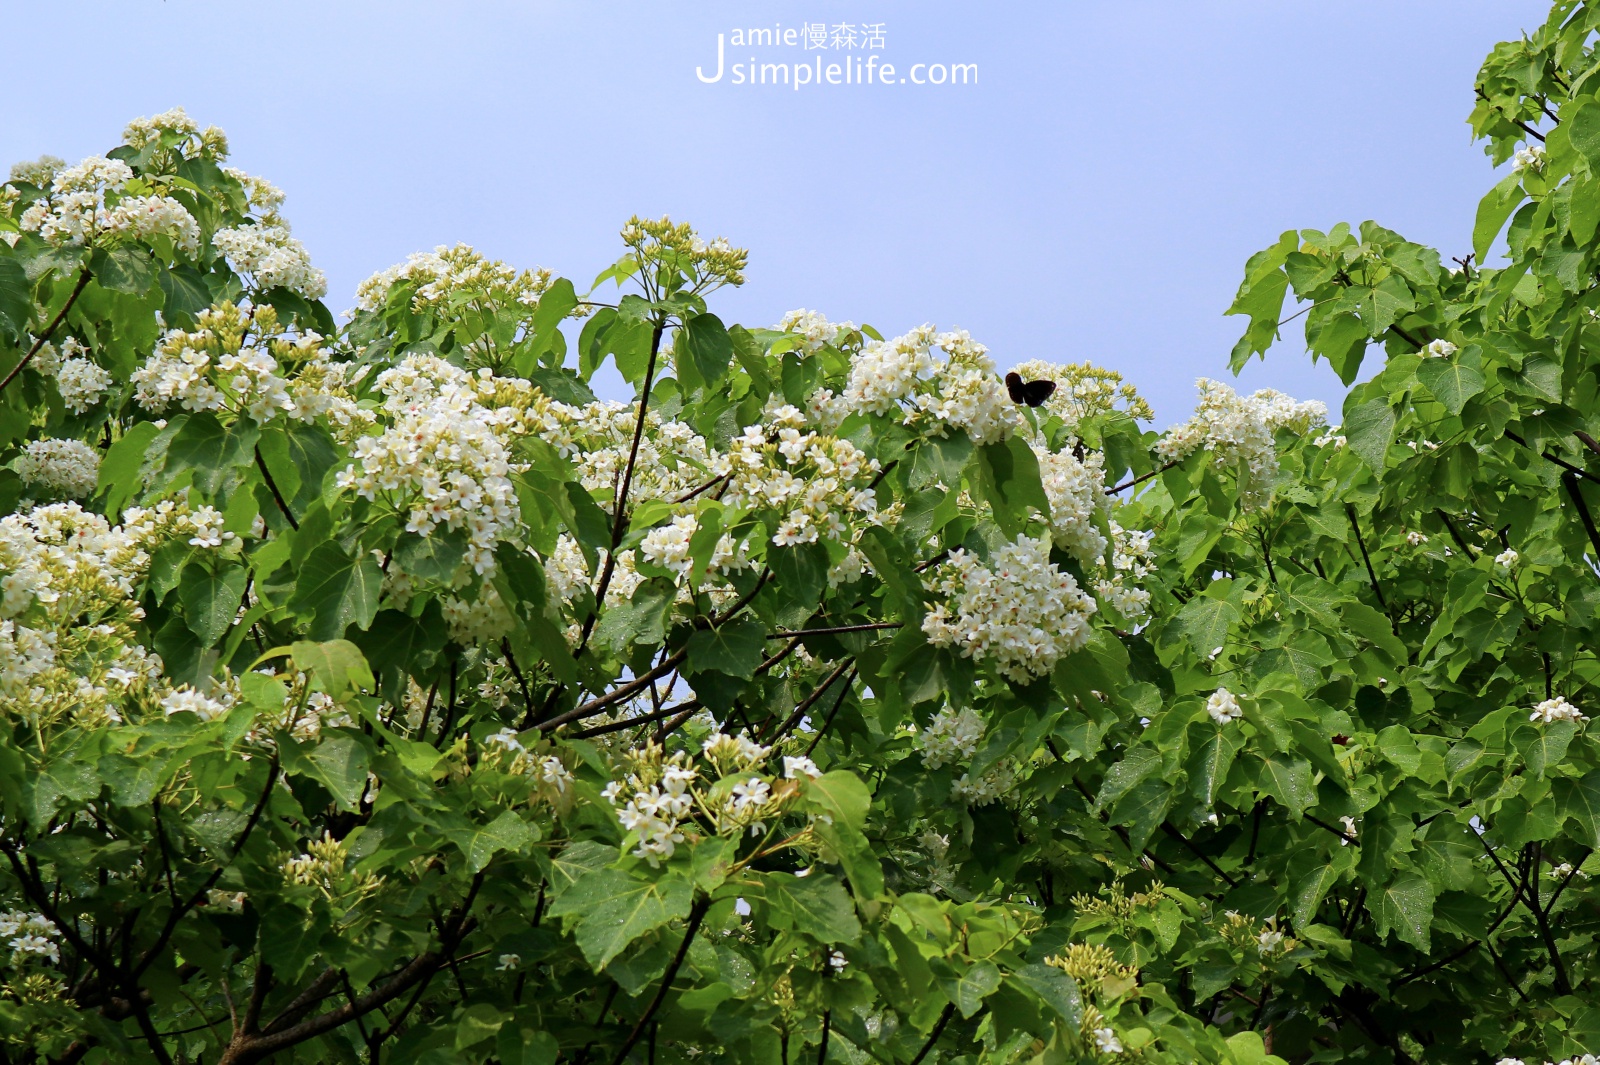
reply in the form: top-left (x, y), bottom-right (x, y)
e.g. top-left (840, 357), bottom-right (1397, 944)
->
top-left (607, 896), bottom-right (710, 1065)
top-left (1476, 86), bottom-right (1547, 141)
top-left (767, 622), bottom-right (901, 638)
top-left (1562, 473), bottom-right (1600, 567)
top-left (1345, 506), bottom-right (1391, 616)
top-left (253, 447), bottom-right (299, 530)
top-left (537, 649), bottom-right (689, 731)
top-left (1109, 458), bottom-right (1183, 495)
top-left (1506, 430), bottom-right (1600, 485)
top-left (570, 700), bottom-right (701, 740)
top-left (907, 1003), bottom-right (956, 1065)
top-left (0, 267), bottom-right (92, 395)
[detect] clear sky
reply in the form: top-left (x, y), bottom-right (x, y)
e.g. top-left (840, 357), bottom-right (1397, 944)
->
top-left (0, 0), bottom-right (1555, 426)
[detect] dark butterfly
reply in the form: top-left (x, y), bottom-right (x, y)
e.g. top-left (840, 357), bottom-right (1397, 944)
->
top-left (1005, 372), bottom-right (1057, 407)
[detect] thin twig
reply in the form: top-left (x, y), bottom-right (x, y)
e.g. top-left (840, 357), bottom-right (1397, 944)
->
top-left (0, 266), bottom-right (92, 395)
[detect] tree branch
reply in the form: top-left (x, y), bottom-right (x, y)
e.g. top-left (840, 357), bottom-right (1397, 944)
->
top-left (0, 266), bottom-right (92, 396)
top-left (607, 896), bottom-right (710, 1065)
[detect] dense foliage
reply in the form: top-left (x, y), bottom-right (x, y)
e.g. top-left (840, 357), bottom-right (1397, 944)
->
top-left (4, 4), bottom-right (1600, 1063)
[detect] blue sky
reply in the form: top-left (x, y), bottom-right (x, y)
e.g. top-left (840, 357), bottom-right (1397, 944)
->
top-left (1, 0), bottom-right (1553, 425)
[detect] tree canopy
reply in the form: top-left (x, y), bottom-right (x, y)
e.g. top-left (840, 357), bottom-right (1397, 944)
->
top-left (2, 4), bottom-right (1600, 1064)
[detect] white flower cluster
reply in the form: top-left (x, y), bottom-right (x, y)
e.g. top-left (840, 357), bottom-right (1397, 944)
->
top-left (783, 754), bottom-right (821, 779)
top-left (1423, 339), bottom-right (1458, 358)
top-left (776, 308), bottom-right (857, 354)
top-left (1512, 144), bottom-right (1546, 172)
top-left (602, 750), bottom-right (700, 866)
top-left (1406, 530), bottom-right (1429, 546)
top-left (1497, 1056), bottom-right (1600, 1065)
top-left (7, 155), bottom-right (64, 187)
top-left (17, 155), bottom-right (199, 254)
top-left (534, 399), bottom-right (718, 511)
top-left (15, 438), bottom-right (101, 499)
top-left (337, 354), bottom-right (530, 575)
top-left (0, 910), bottom-right (59, 965)
top-left (952, 760), bottom-right (1018, 807)
top-left (702, 730), bottom-right (771, 769)
top-left (918, 706), bottom-right (985, 769)
top-left (1530, 696), bottom-right (1587, 725)
top-left (213, 223), bottom-right (327, 300)
top-left (133, 302), bottom-right (358, 426)
top-left (159, 685), bottom-right (234, 721)
top-left (922, 534), bottom-right (1096, 682)
top-left (484, 727), bottom-right (576, 807)
top-left (121, 106), bottom-right (229, 160)
top-left (1495, 548), bottom-right (1519, 569)
top-left (1006, 359), bottom-right (1154, 427)
top-left (353, 243), bottom-right (554, 317)
top-left (1207, 687), bottom-right (1243, 725)
top-left (34, 336), bottom-right (114, 413)
top-left (1035, 444), bottom-right (1109, 563)
top-left (819, 325), bottom-right (1021, 445)
top-left (716, 404), bottom-right (879, 550)
top-left (1156, 379), bottom-right (1327, 509)
top-left (639, 514), bottom-right (702, 579)
top-left (222, 166), bottom-right (287, 224)
top-left (1093, 522), bottom-right (1155, 620)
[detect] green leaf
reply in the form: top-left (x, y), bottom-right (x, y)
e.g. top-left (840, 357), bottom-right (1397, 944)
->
top-left (1173, 594), bottom-right (1240, 657)
top-left (803, 771), bottom-right (871, 832)
top-left (164, 412), bottom-right (260, 496)
top-left (939, 959), bottom-right (1001, 1018)
top-left (1012, 963), bottom-right (1082, 1026)
top-left (159, 264), bottom-right (213, 328)
top-left (355, 603), bottom-right (448, 691)
top-left (1474, 171), bottom-right (1525, 262)
top-left (1258, 753), bottom-right (1317, 818)
top-left (462, 810), bottom-right (535, 873)
top-left (496, 1026), bottom-right (558, 1065)
top-left (178, 564), bottom-right (247, 647)
top-left (1370, 871), bottom-right (1434, 951)
top-left (392, 528), bottom-right (467, 583)
top-left (766, 872), bottom-right (861, 943)
top-left (681, 312), bottom-right (734, 386)
top-left (288, 542), bottom-right (383, 641)
top-left (974, 438), bottom-right (1049, 538)
top-left (769, 541), bottom-right (829, 606)
top-left (1554, 770), bottom-right (1600, 850)
top-left (89, 245), bottom-right (157, 294)
top-left (286, 733), bottom-right (370, 811)
top-left (1416, 357), bottom-right (1485, 416)
top-left (1515, 720), bottom-right (1576, 778)
top-left (1343, 397), bottom-right (1396, 473)
top-left (0, 256), bottom-right (30, 341)
top-left (284, 639), bottom-right (376, 698)
top-left (97, 421), bottom-right (159, 517)
top-left (1186, 728), bottom-right (1242, 807)
top-left (684, 621), bottom-right (765, 679)
top-left (546, 868), bottom-right (693, 970)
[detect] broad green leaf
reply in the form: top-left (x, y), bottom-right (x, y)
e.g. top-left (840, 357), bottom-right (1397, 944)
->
top-left (1173, 595), bottom-right (1239, 657)
top-left (939, 959), bottom-right (1001, 1018)
top-left (164, 411), bottom-right (261, 496)
top-left (97, 421), bottom-right (160, 517)
top-left (1416, 357), bottom-right (1485, 415)
top-left (974, 437), bottom-right (1049, 538)
top-left (766, 871), bottom-right (860, 943)
top-left (1186, 728), bottom-right (1242, 807)
top-left (89, 245), bottom-right (157, 294)
top-left (1474, 171), bottom-right (1525, 262)
top-left (393, 528), bottom-right (468, 583)
top-left (159, 264), bottom-right (213, 327)
top-left (178, 563), bottom-right (247, 647)
top-left (287, 639), bottom-right (376, 697)
top-left (1012, 963), bottom-right (1082, 1026)
top-left (546, 868), bottom-right (693, 969)
top-left (0, 257), bottom-right (30, 340)
top-left (1554, 770), bottom-right (1600, 850)
top-left (1258, 753), bottom-right (1317, 817)
top-left (462, 810), bottom-right (535, 872)
top-left (685, 621), bottom-right (765, 679)
top-left (681, 312), bottom-right (734, 386)
top-left (1343, 397), bottom-right (1396, 473)
top-left (288, 542), bottom-right (383, 640)
top-left (1370, 871), bottom-right (1434, 951)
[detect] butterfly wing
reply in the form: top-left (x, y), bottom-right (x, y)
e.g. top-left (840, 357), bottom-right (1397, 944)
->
top-left (1022, 379), bottom-right (1057, 407)
top-left (1005, 372), bottom-right (1025, 404)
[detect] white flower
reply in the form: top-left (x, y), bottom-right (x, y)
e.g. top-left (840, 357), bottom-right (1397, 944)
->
top-left (53, 339), bottom-right (114, 413)
top-left (15, 438), bottom-right (101, 498)
top-left (1339, 816), bottom-right (1358, 841)
top-left (827, 950), bottom-right (848, 971)
top-left (497, 953), bottom-right (521, 971)
top-left (1092, 1027), bottom-right (1123, 1055)
top-left (951, 760), bottom-right (1018, 807)
top-left (1423, 339), bottom-right (1458, 358)
top-left (1495, 548), bottom-right (1519, 568)
top-left (782, 755), bottom-right (821, 779)
top-left (640, 513), bottom-right (699, 578)
top-left (727, 778), bottom-right (772, 816)
top-left (1530, 697), bottom-right (1587, 724)
top-left (1206, 687), bottom-right (1243, 725)
top-left (214, 223), bottom-right (327, 300)
top-left (1257, 928), bottom-right (1285, 953)
top-left (919, 707), bottom-right (986, 769)
top-left (1156, 379), bottom-right (1326, 509)
top-left (776, 308), bottom-right (857, 354)
top-left (1406, 530), bottom-right (1428, 546)
top-left (922, 534), bottom-right (1097, 682)
top-left (159, 685), bottom-right (234, 721)
top-left (1512, 144), bottom-right (1546, 172)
